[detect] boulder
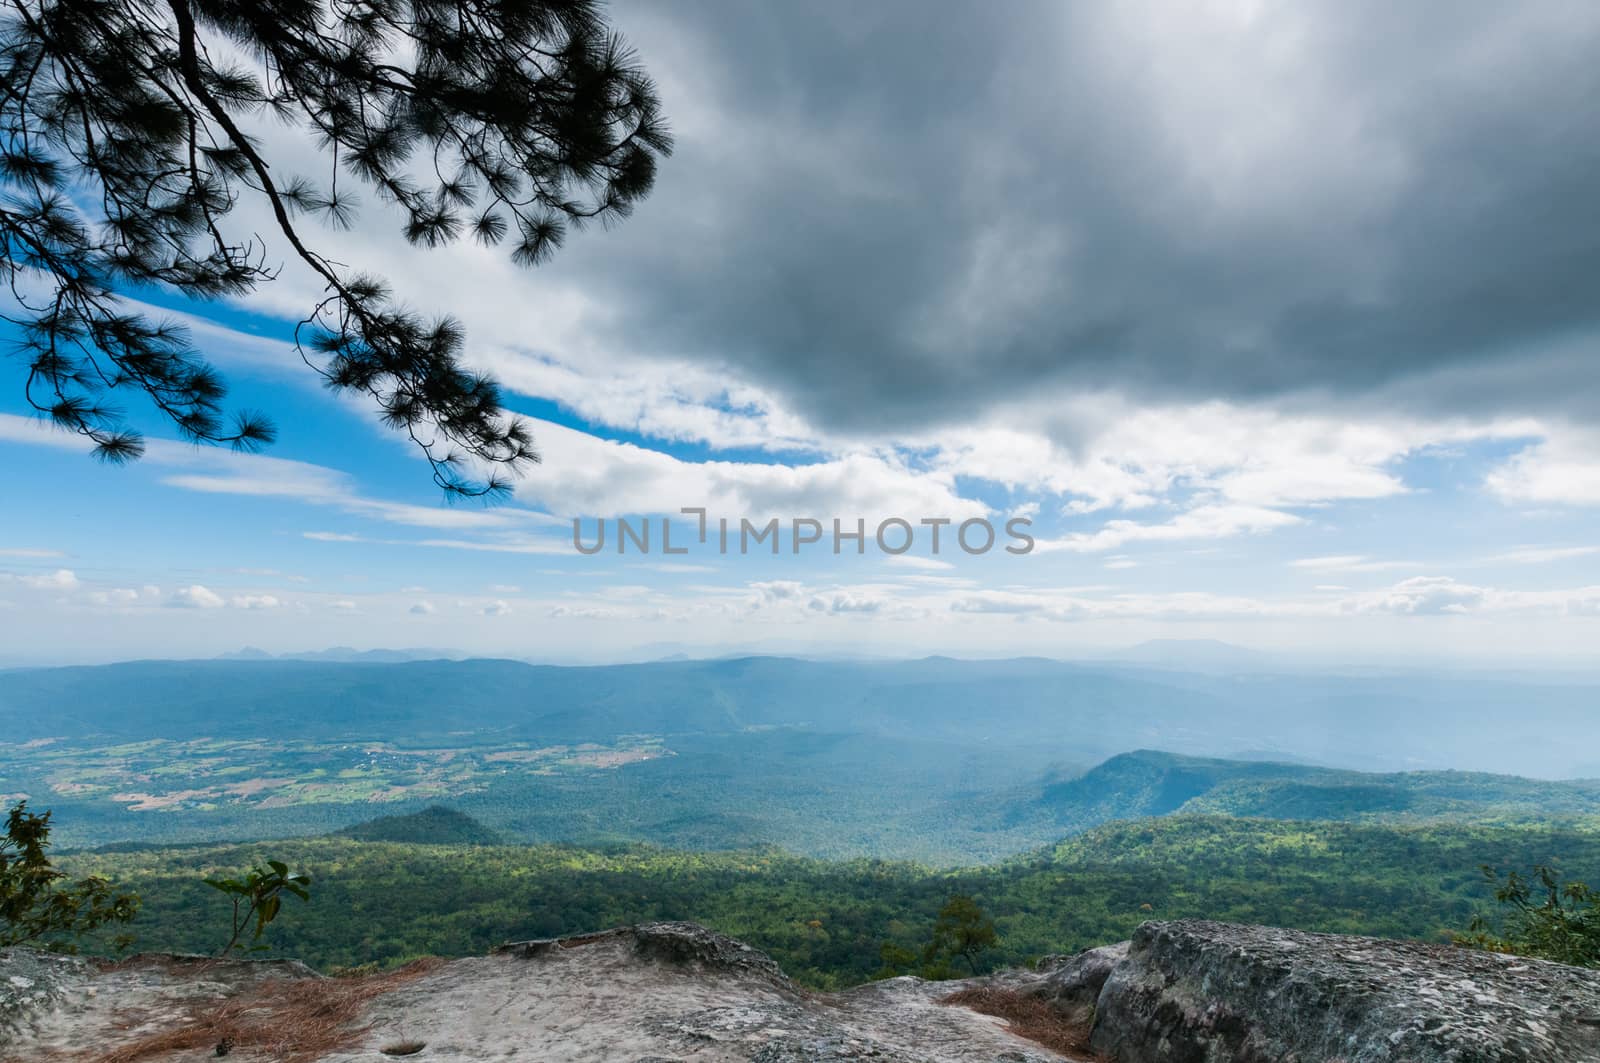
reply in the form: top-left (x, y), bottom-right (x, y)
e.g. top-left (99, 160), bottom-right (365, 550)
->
top-left (1086, 920), bottom-right (1600, 1062)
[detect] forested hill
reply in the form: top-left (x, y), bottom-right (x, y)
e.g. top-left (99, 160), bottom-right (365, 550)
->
top-left (335, 806), bottom-right (502, 845)
top-left (1010, 749), bottom-right (1600, 830)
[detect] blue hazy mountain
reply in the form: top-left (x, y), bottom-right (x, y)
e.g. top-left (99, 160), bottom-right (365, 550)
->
top-left (3, 655), bottom-right (1593, 777)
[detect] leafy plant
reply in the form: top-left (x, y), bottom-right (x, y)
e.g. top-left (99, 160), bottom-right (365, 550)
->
top-left (0, 801), bottom-right (138, 949)
top-left (205, 859), bottom-right (312, 956)
top-left (1456, 865), bottom-right (1600, 968)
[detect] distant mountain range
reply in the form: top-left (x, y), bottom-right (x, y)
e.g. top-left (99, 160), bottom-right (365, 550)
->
top-left (4, 654), bottom-right (1595, 777)
top-left (217, 646), bottom-right (466, 663)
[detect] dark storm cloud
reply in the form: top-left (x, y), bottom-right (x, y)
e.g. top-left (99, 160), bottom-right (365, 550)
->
top-left (549, 0), bottom-right (1600, 432)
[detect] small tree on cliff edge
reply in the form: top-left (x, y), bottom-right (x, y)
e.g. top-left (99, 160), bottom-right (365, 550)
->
top-left (1, 801), bottom-right (139, 950)
top-left (925, 894), bottom-right (999, 975)
top-left (206, 858), bottom-right (312, 955)
top-left (1, 0), bottom-right (670, 496)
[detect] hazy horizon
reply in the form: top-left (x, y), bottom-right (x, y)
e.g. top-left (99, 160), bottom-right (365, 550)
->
top-left (7, 635), bottom-right (1600, 675)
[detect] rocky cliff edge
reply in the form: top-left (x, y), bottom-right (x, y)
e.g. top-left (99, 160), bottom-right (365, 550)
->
top-left (4, 919), bottom-right (1599, 1062)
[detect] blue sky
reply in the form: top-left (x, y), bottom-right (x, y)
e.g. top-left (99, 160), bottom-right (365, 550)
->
top-left (2, 1), bottom-right (1598, 664)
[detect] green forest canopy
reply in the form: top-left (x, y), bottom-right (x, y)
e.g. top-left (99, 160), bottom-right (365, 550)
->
top-left (61, 813), bottom-right (1600, 989)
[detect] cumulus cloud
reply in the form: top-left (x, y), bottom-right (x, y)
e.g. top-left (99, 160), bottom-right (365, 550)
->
top-left (749, 580), bottom-right (805, 607)
top-left (807, 591), bottom-right (884, 615)
top-left (169, 585), bottom-right (225, 609)
top-left (88, 588), bottom-right (142, 606)
top-left (482, 600), bottom-right (512, 616)
top-left (1358, 576), bottom-right (1487, 615)
top-left (230, 595), bottom-right (282, 610)
top-left (408, 601), bottom-right (436, 615)
top-left (20, 569), bottom-right (78, 590)
top-left (1486, 430), bottom-right (1600, 506)
top-left (513, 419), bottom-right (984, 522)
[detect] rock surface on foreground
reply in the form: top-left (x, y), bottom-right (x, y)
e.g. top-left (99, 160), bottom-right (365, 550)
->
top-left (4, 919), bottom-right (1600, 1061)
top-left (1, 922), bottom-right (1066, 1062)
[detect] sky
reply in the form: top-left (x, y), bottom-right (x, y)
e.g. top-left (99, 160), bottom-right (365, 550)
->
top-left (2, 0), bottom-right (1598, 665)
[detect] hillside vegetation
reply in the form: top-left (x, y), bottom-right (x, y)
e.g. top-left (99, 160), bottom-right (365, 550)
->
top-left (62, 814), bottom-right (1600, 989)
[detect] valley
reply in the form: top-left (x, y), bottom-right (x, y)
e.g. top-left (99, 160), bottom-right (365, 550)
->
top-left (4, 656), bottom-right (1597, 862)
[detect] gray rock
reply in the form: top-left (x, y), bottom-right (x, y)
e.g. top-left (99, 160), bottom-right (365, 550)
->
top-left (0, 948), bottom-right (91, 1036)
top-left (1024, 941), bottom-right (1129, 1026)
top-left (1086, 920), bottom-right (1600, 1063)
top-left (499, 921), bottom-right (795, 988)
top-left (0, 947), bottom-right (319, 1061)
top-left (2, 929), bottom-right (1078, 1061)
top-left (631, 920), bottom-right (795, 987)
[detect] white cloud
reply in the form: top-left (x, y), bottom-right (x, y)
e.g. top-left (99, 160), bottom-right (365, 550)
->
top-left (20, 569), bottom-right (78, 590)
top-left (231, 595), bottom-right (282, 610)
top-left (1487, 429), bottom-right (1600, 506)
top-left (0, 413), bottom-right (541, 532)
top-left (808, 591), bottom-right (886, 615)
top-left (512, 419), bottom-right (985, 523)
top-left (161, 450), bottom-right (539, 531)
top-left (88, 588), bottom-right (142, 606)
top-left (922, 399), bottom-right (1505, 515)
top-left (1290, 555), bottom-right (1420, 573)
top-left (1037, 504), bottom-right (1301, 554)
top-left (882, 555), bottom-right (953, 572)
top-left (1485, 545), bottom-right (1600, 565)
top-left (414, 536), bottom-right (569, 555)
top-left (749, 580), bottom-right (806, 606)
top-left (0, 548), bottom-right (64, 559)
top-left (630, 562), bottom-right (719, 573)
top-left (482, 600), bottom-right (512, 616)
top-left (1359, 576), bottom-right (1486, 616)
top-left (169, 585), bottom-right (226, 609)
top-left (409, 601), bottom-right (436, 615)
top-left (0, 414), bottom-right (95, 453)
top-left (300, 530), bottom-right (568, 555)
top-left (1345, 576), bottom-right (1600, 618)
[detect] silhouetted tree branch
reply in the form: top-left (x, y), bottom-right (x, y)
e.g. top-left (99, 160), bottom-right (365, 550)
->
top-left (1, 0), bottom-right (669, 496)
